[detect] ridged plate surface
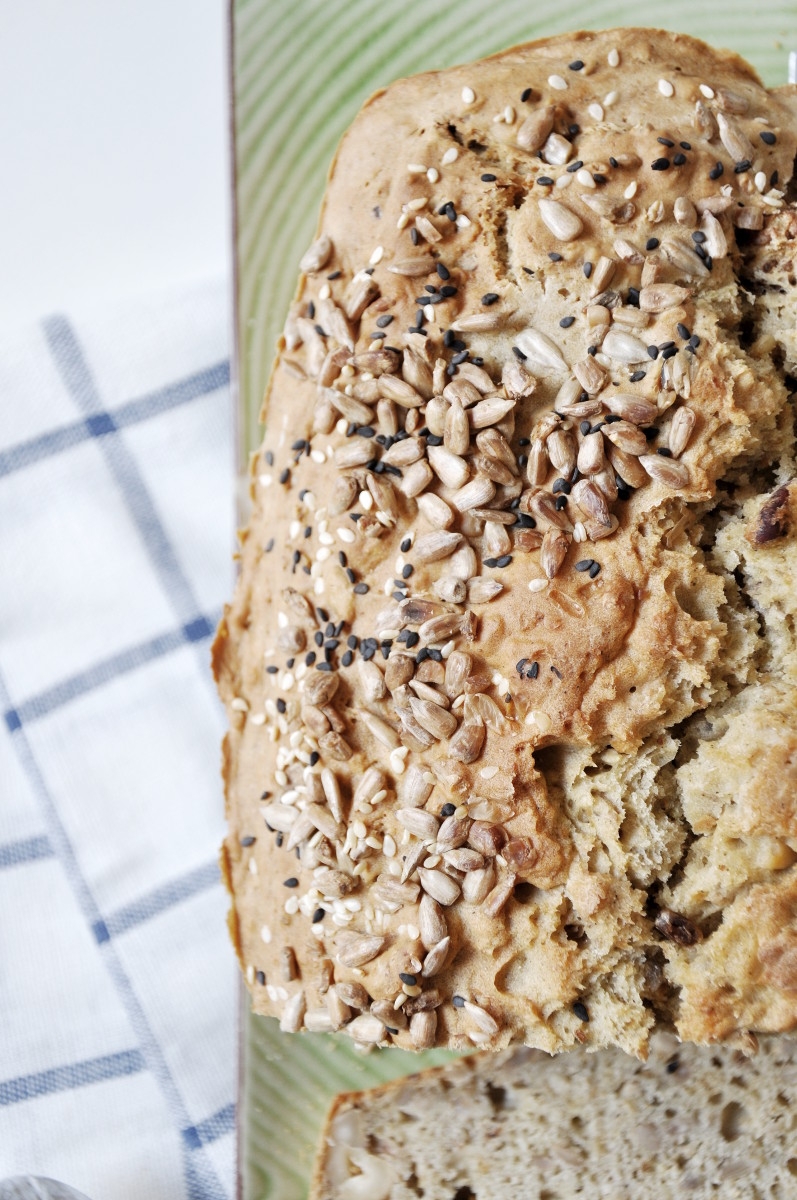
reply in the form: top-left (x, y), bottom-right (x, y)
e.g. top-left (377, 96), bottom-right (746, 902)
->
top-left (231, 4), bottom-right (795, 1197)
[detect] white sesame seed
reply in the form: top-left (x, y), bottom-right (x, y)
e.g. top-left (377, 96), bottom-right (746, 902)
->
top-left (313, 578), bottom-right (325, 596)
top-left (337, 527), bottom-right (356, 544)
top-left (407, 162), bottom-right (427, 175)
top-left (316, 547), bottom-right (330, 563)
top-left (318, 283), bottom-right (331, 301)
top-left (588, 102), bottom-right (604, 121)
top-left (424, 304), bottom-right (435, 321)
top-left (441, 147), bottom-right (458, 165)
top-left (548, 74), bottom-right (567, 90)
top-left (383, 580), bottom-right (393, 596)
top-left (250, 711), bottom-right (266, 726)
top-left (277, 611), bottom-right (288, 628)
top-left (249, 858), bottom-right (258, 875)
top-left (383, 834), bottom-right (397, 858)
top-left (371, 790), bottom-right (388, 805)
top-left (406, 924), bottom-right (420, 940)
top-left (395, 555), bottom-right (405, 573)
top-left (260, 925), bottom-right (272, 944)
top-left (369, 245), bottom-right (384, 265)
top-left (607, 48), bottom-right (620, 67)
top-left (461, 86), bottom-right (475, 104)
top-left (603, 90), bottom-right (618, 106)
top-left (310, 449), bottom-right (325, 465)
top-left (624, 180), bottom-right (638, 199)
top-left (258, 473), bottom-right (273, 487)
top-left (365, 835), bottom-right (382, 851)
top-left (504, 105), bottom-right (515, 123)
top-left (289, 520), bottom-right (301, 539)
top-left (658, 79), bottom-right (674, 98)
top-left (528, 578), bottom-right (548, 593)
top-left (555, 174), bottom-right (572, 190)
top-left (576, 168), bottom-right (596, 188)
top-left (353, 820), bottom-right (368, 839)
top-left (699, 83), bottom-right (715, 99)
top-left (282, 672), bottom-right (295, 691)
top-left (426, 167), bottom-right (440, 184)
top-left (231, 697), bottom-right (248, 712)
top-left (359, 490), bottom-right (374, 511)
top-left (389, 748), bottom-right (408, 775)
top-left (396, 212), bottom-right (410, 230)
top-left (755, 171), bottom-right (767, 193)
top-left (455, 214), bottom-right (471, 229)
top-left (246, 964), bottom-right (255, 986)
top-left (284, 896), bottom-right (299, 915)
top-left (480, 765), bottom-right (499, 779)
top-left (440, 639), bottom-right (455, 659)
top-left (335, 419), bottom-right (348, 435)
top-left (407, 197), bottom-right (427, 212)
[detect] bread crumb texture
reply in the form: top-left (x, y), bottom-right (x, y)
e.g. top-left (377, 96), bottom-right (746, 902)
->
top-left (310, 1034), bottom-right (797, 1200)
top-left (213, 27), bottom-right (797, 1056)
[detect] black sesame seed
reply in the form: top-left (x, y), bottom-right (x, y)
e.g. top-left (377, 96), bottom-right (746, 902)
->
top-left (548, 251), bottom-right (563, 262)
top-left (676, 322), bottom-right (691, 340)
top-left (400, 537), bottom-right (412, 553)
top-left (283, 877), bottom-right (299, 888)
top-left (275, 831), bottom-right (283, 847)
top-left (305, 651), bottom-right (316, 667)
top-left (573, 1001), bottom-right (589, 1022)
top-left (345, 567), bottom-right (356, 585)
top-left (375, 313), bottom-right (394, 328)
top-left (481, 172), bottom-right (497, 182)
top-left (256, 970), bottom-right (266, 985)
top-left (551, 665), bottom-right (563, 679)
top-left (574, 558), bottom-right (594, 572)
top-left (566, 159), bottom-right (583, 173)
top-left (627, 287), bottom-right (640, 307)
top-left (559, 315), bottom-right (576, 328)
top-left (521, 86), bottom-right (532, 102)
top-left (391, 591), bottom-right (405, 603)
top-left (647, 345), bottom-right (659, 359)
top-left (680, 141), bottom-right (691, 151)
top-left (734, 159), bottom-right (752, 174)
top-left (629, 370), bottom-right (646, 382)
top-left (593, 173), bottom-right (608, 185)
top-left (666, 1057), bottom-right (680, 1074)
top-left (516, 658), bottom-right (528, 675)
top-left (512, 346), bottom-right (527, 361)
top-left (327, 269), bottom-right (341, 279)
top-left (440, 803), bottom-right (456, 818)
top-left (440, 285), bottom-right (458, 297)
top-left (642, 426), bottom-right (659, 441)
top-left (264, 450), bottom-right (274, 466)
top-left (587, 345), bottom-right (597, 356)
top-left (689, 334), bottom-right (701, 349)
top-left (436, 262), bottom-right (450, 281)
top-left (276, 698), bottom-right (286, 715)
top-left (673, 153), bottom-right (687, 166)
top-left (657, 136), bottom-right (675, 147)
top-left (568, 124), bottom-right (580, 137)
top-left (496, 554), bottom-right (512, 568)
top-left (240, 835), bottom-right (256, 847)
top-left (481, 292), bottom-right (500, 305)
top-left (569, 59), bottom-right (584, 70)
top-left (264, 538), bottom-right (275, 553)
top-left (651, 157), bottom-right (670, 171)
top-left (588, 561), bottom-right (601, 579)
top-left (428, 648), bottom-right (443, 663)
top-left (529, 661), bottom-right (539, 680)
top-left (402, 564), bottom-right (414, 580)
top-left (583, 262), bottom-right (593, 279)
top-left (760, 130), bottom-right (777, 146)
top-left (405, 631), bottom-right (420, 649)
top-left (709, 162), bottom-right (724, 180)
top-left (399, 972), bottom-right (417, 986)
top-left (580, 420), bottom-right (592, 435)
top-left (609, 156), bottom-right (619, 168)
top-left (661, 345), bottom-right (677, 360)
top-left (316, 661), bottom-right (332, 672)
top-left (555, 495), bottom-right (568, 511)
top-left (483, 557), bottom-right (498, 568)
top-left (352, 582), bottom-right (369, 595)
top-left (452, 994), bottom-right (466, 1008)
top-left (645, 237), bottom-right (659, 251)
top-left (536, 176), bottom-right (554, 187)
top-left (279, 468), bottom-right (290, 485)
top-left (657, 447), bottom-right (673, 457)
top-left (266, 665), bottom-right (278, 675)
top-left (313, 323), bottom-right (326, 337)
top-left (312, 908), bottom-right (325, 923)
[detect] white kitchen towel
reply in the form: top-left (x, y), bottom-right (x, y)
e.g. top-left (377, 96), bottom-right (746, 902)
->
top-left (0, 279), bottom-right (237, 1200)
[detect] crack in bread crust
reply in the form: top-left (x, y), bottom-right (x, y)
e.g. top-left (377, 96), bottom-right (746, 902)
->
top-left (214, 28), bottom-right (797, 1055)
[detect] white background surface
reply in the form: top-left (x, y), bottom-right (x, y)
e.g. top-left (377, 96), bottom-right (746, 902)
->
top-left (0, 0), bottom-right (231, 327)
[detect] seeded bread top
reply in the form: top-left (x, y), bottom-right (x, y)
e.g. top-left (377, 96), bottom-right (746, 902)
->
top-left (213, 26), bottom-right (797, 1056)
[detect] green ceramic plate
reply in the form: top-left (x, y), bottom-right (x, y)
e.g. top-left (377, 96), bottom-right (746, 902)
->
top-left (230, 4), bottom-right (794, 1196)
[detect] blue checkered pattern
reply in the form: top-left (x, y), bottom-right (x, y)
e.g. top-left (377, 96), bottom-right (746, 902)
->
top-left (0, 281), bottom-right (236, 1199)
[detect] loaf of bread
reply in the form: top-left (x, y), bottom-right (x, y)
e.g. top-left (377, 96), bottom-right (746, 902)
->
top-left (213, 26), bottom-right (797, 1057)
top-left (310, 1034), bottom-right (797, 1199)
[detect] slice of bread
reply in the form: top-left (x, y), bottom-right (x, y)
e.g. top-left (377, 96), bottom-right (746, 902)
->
top-left (311, 1035), bottom-right (797, 1199)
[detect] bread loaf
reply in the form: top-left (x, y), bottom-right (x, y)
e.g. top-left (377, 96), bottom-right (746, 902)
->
top-left (213, 27), bottom-right (797, 1056)
top-left (310, 1034), bottom-right (797, 1199)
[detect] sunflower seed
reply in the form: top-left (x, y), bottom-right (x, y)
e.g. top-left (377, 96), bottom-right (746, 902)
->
top-left (457, 362), bottom-right (497, 393)
top-left (343, 273), bottom-right (380, 321)
top-left (450, 311), bottom-right (509, 333)
top-left (572, 479), bottom-right (612, 525)
top-left (601, 327), bottom-right (650, 364)
top-left (590, 255), bottom-right (616, 295)
top-left (398, 459), bottom-right (433, 499)
top-left (516, 105), bottom-right (556, 152)
top-left (602, 393), bottom-right (659, 424)
top-left (335, 440), bottom-right (375, 469)
top-left (463, 693), bottom-right (504, 731)
top-left (450, 475), bottom-right (496, 513)
top-left (541, 528), bottom-right (570, 579)
top-left (383, 654), bottom-right (414, 692)
top-left (700, 210), bottom-right (728, 259)
top-left (613, 238), bottom-right (644, 264)
top-left (444, 399), bottom-right (470, 455)
top-left (605, 443), bottom-right (648, 488)
top-left (472, 454), bottom-right (516, 487)
top-left (320, 768), bottom-right (345, 823)
top-left (449, 543), bottom-right (478, 579)
top-left (516, 327), bottom-right (569, 373)
top-left (445, 650), bottom-right (472, 698)
top-left (542, 130), bottom-right (574, 166)
top-left (347, 1014), bottom-right (386, 1043)
top-left (317, 298), bottom-right (354, 351)
top-left (409, 698), bottom-right (458, 740)
top-left (484, 521), bottom-right (511, 557)
top-left (400, 345), bottom-right (434, 398)
top-left (638, 284), bottom-right (691, 312)
top-left (409, 679), bottom-right (450, 709)
top-left (437, 814), bottom-right (472, 852)
top-left (577, 430), bottom-right (607, 475)
top-left (672, 196), bottom-right (697, 227)
top-left (547, 428), bottom-right (577, 476)
top-left (524, 489), bottom-right (573, 531)
top-left (468, 822), bottom-right (506, 857)
top-left (593, 468), bottom-right (618, 502)
top-left (370, 998), bottom-right (408, 1031)
top-left (300, 235), bottom-right (332, 273)
top-left (415, 493), bottom-right (454, 531)
top-left (472, 395), bottom-right (518, 430)
top-left (572, 356), bottom-right (607, 394)
top-left (350, 348), bottom-right (401, 375)
top-left (378, 375), bottom-right (425, 408)
top-left (669, 406), bottom-right (696, 457)
top-left (353, 770), bottom-right (386, 811)
top-left (418, 894), bottom-right (448, 948)
top-left (328, 474), bottom-right (358, 515)
top-left (382, 437), bottom-right (424, 467)
top-left (427, 444), bottom-right (471, 489)
top-left (444, 378), bottom-right (482, 408)
top-left (433, 577), bottom-right (465, 605)
top-left (580, 194), bottom-right (635, 224)
top-left (303, 671), bottom-right (340, 706)
top-left (717, 112), bottom-right (754, 164)
top-left (639, 454), bottom-right (690, 487)
top-left (418, 867), bottom-right (461, 906)
top-left (734, 206), bottom-right (764, 231)
top-left (421, 937), bottom-right (451, 978)
top-left (526, 439), bottom-right (549, 486)
top-left (302, 802), bottom-right (342, 842)
top-left (259, 803), bottom-right (298, 834)
top-left (372, 874), bottom-right (420, 911)
top-left (325, 987), bottom-right (352, 1030)
top-left (502, 358), bottom-right (537, 400)
top-left (336, 932), bottom-right (387, 968)
top-left (661, 237), bottom-right (710, 278)
top-left (409, 1009), bottom-right (437, 1048)
top-left (538, 197), bottom-right (583, 241)
top-left (603, 419), bottom-right (649, 456)
top-left (387, 257), bottom-right (435, 277)
top-left (279, 990), bottom-right (306, 1032)
top-left (449, 721), bottom-right (486, 764)
top-left (463, 1000), bottom-right (499, 1035)
top-left (419, 612), bottom-right (471, 644)
top-left (483, 872), bottom-right (517, 917)
top-left (400, 765), bottom-right (436, 811)
top-left (476, 428), bottom-right (517, 473)
top-left (461, 862), bottom-right (496, 903)
top-left (359, 710), bottom-right (401, 750)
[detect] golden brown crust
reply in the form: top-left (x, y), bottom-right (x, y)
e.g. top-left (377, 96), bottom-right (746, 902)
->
top-left (214, 27), bottom-right (797, 1055)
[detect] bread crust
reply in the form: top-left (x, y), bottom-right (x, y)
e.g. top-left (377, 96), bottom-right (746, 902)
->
top-left (214, 27), bottom-right (797, 1055)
